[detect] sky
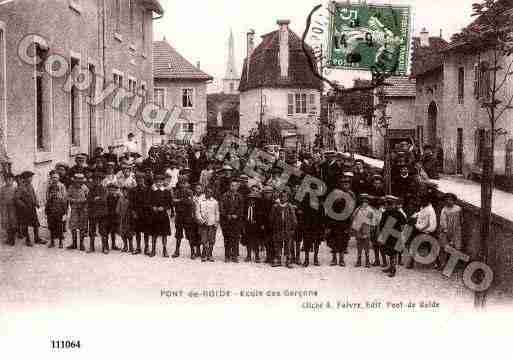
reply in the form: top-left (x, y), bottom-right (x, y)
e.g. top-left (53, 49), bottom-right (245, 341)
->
top-left (153, 0), bottom-right (475, 91)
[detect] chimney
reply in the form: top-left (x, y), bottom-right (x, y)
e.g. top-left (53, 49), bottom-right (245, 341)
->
top-left (277, 19), bottom-right (290, 78)
top-left (246, 29), bottom-right (255, 59)
top-left (196, 61), bottom-right (201, 69)
top-left (420, 28), bottom-right (429, 47)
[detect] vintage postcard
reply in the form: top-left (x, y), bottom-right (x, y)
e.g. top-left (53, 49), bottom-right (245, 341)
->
top-left (1, 0), bottom-right (512, 357)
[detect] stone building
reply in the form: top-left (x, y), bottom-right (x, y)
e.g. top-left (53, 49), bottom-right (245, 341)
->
top-left (239, 20), bottom-right (322, 147)
top-left (0, 0), bottom-right (163, 197)
top-left (411, 29), bottom-right (448, 153)
top-left (153, 40), bottom-right (213, 145)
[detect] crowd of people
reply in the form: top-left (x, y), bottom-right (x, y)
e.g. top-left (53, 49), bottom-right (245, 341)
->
top-left (0, 134), bottom-right (463, 278)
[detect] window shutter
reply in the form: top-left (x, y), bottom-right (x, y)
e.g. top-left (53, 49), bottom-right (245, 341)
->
top-left (287, 94), bottom-right (294, 115)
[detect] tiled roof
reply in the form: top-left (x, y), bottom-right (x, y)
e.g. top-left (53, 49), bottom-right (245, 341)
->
top-left (384, 76), bottom-right (416, 97)
top-left (153, 41), bottom-right (213, 81)
top-left (410, 37), bottom-right (448, 78)
top-left (239, 29), bottom-right (323, 92)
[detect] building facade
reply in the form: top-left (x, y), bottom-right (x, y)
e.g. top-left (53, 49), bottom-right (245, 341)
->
top-left (0, 0), bottom-right (163, 197)
top-left (153, 40), bottom-right (213, 145)
top-left (239, 20), bottom-right (322, 147)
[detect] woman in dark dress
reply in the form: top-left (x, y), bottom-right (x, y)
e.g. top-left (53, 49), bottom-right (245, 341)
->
top-left (149, 174), bottom-right (173, 258)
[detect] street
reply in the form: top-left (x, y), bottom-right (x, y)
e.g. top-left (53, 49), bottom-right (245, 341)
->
top-left (0, 227), bottom-right (475, 313)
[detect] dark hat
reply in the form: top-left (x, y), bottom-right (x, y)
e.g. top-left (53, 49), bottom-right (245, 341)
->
top-left (180, 168), bottom-right (192, 175)
top-left (55, 162), bottom-right (68, 170)
top-left (135, 171), bottom-right (146, 178)
top-left (339, 176), bottom-right (351, 184)
top-left (324, 150), bottom-right (336, 156)
top-left (239, 174), bottom-right (249, 181)
top-left (20, 171), bottom-right (35, 179)
top-left (372, 174), bottom-right (384, 181)
top-left (93, 171), bottom-right (105, 179)
top-left (106, 161), bottom-right (116, 167)
top-left (354, 159), bottom-right (364, 165)
top-left (106, 182), bottom-right (119, 189)
top-left (262, 186), bottom-right (274, 192)
top-left (384, 195), bottom-right (399, 202)
top-left (77, 153), bottom-right (89, 159)
top-left (343, 171), bottom-right (354, 178)
top-left (444, 192), bottom-right (458, 201)
top-left (359, 193), bottom-right (370, 200)
top-left (222, 165), bottom-right (233, 171)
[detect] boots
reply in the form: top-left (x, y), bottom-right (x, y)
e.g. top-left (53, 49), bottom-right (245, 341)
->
top-left (34, 228), bottom-right (46, 245)
top-left (111, 234), bottom-right (120, 251)
top-left (128, 237), bottom-right (134, 254)
top-left (365, 253), bottom-right (371, 268)
top-left (313, 243), bottom-right (320, 266)
top-left (295, 242), bottom-right (301, 265)
top-left (254, 248), bottom-right (260, 263)
top-left (6, 230), bottom-right (16, 246)
top-left (201, 246), bottom-right (207, 262)
top-left (272, 257), bottom-right (281, 267)
top-left (207, 243), bottom-right (215, 262)
top-left (143, 235), bottom-right (150, 255)
top-left (122, 238), bottom-right (128, 252)
top-left (330, 253), bottom-right (338, 266)
top-left (303, 252), bottom-right (310, 267)
top-left (286, 257), bottom-right (293, 269)
top-left (58, 237), bottom-right (64, 249)
top-left (355, 255), bottom-right (362, 267)
top-left (102, 237), bottom-right (109, 254)
top-left (380, 249), bottom-right (388, 268)
top-left (196, 245), bottom-right (201, 260)
top-left (172, 238), bottom-right (181, 258)
top-left (339, 252), bottom-right (345, 267)
top-left (67, 231), bottom-right (77, 250)
top-left (149, 237), bottom-right (157, 257)
top-left (79, 235), bottom-right (85, 251)
top-left (48, 238), bottom-right (55, 248)
top-left (245, 248), bottom-right (252, 262)
top-left (88, 236), bottom-right (95, 253)
top-left (133, 234), bottom-right (142, 255)
top-left (372, 247), bottom-right (381, 267)
top-left (162, 237), bottom-right (169, 258)
top-left (190, 244), bottom-right (196, 259)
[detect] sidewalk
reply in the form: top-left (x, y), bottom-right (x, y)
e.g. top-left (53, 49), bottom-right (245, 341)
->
top-left (355, 154), bottom-right (513, 223)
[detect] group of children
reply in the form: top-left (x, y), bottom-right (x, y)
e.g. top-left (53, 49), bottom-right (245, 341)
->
top-left (0, 147), bottom-right (464, 276)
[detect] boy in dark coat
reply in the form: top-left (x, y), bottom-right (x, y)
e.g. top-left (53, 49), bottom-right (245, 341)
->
top-left (219, 179), bottom-right (244, 263)
top-left (87, 172), bottom-right (108, 253)
top-left (243, 185), bottom-right (264, 263)
top-left (130, 173), bottom-right (151, 255)
top-left (0, 173), bottom-right (17, 246)
top-left (149, 174), bottom-right (173, 257)
top-left (378, 195), bottom-right (407, 277)
top-left (261, 186), bottom-right (276, 264)
top-left (105, 183), bottom-right (121, 252)
top-left (270, 189), bottom-right (298, 268)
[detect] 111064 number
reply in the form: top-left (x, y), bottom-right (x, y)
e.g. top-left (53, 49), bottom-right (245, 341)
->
top-left (51, 340), bottom-right (81, 349)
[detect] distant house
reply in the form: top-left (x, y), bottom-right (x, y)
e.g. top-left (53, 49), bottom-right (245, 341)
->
top-left (239, 20), bottom-right (322, 148)
top-left (372, 76), bottom-right (417, 157)
top-left (153, 40), bottom-right (213, 145)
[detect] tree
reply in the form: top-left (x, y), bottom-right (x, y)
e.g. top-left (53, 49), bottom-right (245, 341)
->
top-left (452, 0), bottom-right (513, 308)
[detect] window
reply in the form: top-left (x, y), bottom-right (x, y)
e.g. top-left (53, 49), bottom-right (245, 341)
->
top-left (88, 64), bottom-right (96, 152)
top-left (182, 88), bottom-right (193, 108)
top-left (183, 123), bottom-right (194, 133)
top-left (141, 10), bottom-right (146, 51)
top-left (154, 88), bottom-right (165, 107)
top-left (129, 0), bottom-right (135, 37)
top-left (476, 128), bottom-right (487, 164)
top-left (115, 0), bottom-right (121, 34)
top-left (230, 83), bottom-right (234, 92)
top-left (113, 72), bottom-right (123, 139)
top-left (0, 27), bottom-right (5, 152)
top-left (70, 57), bottom-right (80, 146)
top-left (287, 94), bottom-right (294, 115)
top-left (309, 93), bottom-right (317, 113)
top-left (295, 93), bottom-right (307, 114)
top-left (474, 61), bottom-right (491, 100)
top-left (458, 67), bottom-right (464, 104)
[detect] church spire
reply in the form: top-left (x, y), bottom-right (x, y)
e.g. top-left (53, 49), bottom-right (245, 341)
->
top-left (222, 28), bottom-right (240, 94)
top-left (225, 28), bottom-right (238, 79)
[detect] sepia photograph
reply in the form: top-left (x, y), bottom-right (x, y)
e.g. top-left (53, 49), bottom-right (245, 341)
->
top-left (1, 0), bottom-right (513, 357)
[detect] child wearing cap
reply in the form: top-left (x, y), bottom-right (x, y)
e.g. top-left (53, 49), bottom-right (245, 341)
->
top-left (66, 174), bottom-right (90, 251)
top-left (0, 173), bottom-right (18, 246)
top-left (351, 194), bottom-right (374, 268)
top-left (116, 186), bottom-right (134, 253)
top-left (243, 185), bottom-right (264, 263)
top-left (269, 190), bottom-right (297, 268)
top-left (195, 186), bottom-right (220, 262)
top-left (45, 170), bottom-right (67, 249)
top-left (87, 172), bottom-right (108, 253)
top-left (149, 174), bottom-right (173, 258)
top-left (104, 183), bottom-right (121, 252)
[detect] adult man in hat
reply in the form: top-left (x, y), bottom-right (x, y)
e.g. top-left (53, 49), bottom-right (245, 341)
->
top-left (242, 185), bottom-right (264, 263)
top-left (326, 175), bottom-right (355, 267)
top-left (14, 171), bottom-right (45, 246)
top-left (219, 179), bottom-right (244, 262)
top-left (261, 186), bottom-right (276, 264)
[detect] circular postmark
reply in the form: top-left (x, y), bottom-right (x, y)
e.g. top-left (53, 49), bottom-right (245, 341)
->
top-left (302, 1), bottom-right (412, 91)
